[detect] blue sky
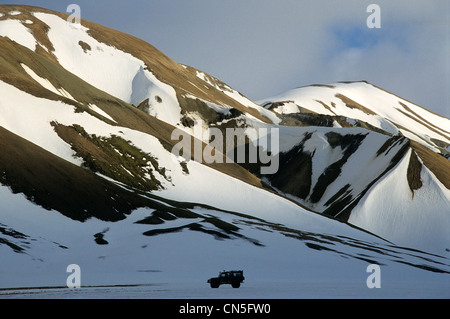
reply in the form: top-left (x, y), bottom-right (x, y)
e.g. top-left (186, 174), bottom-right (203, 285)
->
top-left (2, 0), bottom-right (449, 118)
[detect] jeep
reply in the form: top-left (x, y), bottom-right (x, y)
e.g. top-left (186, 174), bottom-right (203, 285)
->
top-left (207, 270), bottom-right (245, 288)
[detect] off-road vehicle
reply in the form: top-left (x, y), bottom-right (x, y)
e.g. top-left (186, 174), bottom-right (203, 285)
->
top-left (207, 270), bottom-right (244, 288)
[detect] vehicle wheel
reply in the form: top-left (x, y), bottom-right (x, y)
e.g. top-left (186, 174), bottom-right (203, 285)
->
top-left (231, 282), bottom-right (240, 288)
top-left (210, 283), bottom-right (219, 288)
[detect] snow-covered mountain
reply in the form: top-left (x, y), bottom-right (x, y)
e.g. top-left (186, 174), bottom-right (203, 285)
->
top-left (258, 82), bottom-right (450, 251)
top-left (0, 5), bottom-right (449, 297)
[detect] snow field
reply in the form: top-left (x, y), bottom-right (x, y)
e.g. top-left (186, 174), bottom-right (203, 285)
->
top-left (1, 183), bottom-right (448, 298)
top-left (349, 148), bottom-right (450, 254)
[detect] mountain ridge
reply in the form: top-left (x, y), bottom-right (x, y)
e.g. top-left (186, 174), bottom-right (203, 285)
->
top-left (1, 4), bottom-right (448, 249)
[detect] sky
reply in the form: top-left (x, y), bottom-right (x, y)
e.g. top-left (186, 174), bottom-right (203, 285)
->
top-left (2, 0), bottom-right (449, 118)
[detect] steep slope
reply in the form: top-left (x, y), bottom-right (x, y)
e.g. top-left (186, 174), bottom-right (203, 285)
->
top-left (0, 18), bottom-right (263, 187)
top-left (0, 4), bottom-right (314, 248)
top-left (256, 82), bottom-right (450, 253)
top-left (349, 147), bottom-right (450, 251)
top-left (266, 126), bottom-right (409, 218)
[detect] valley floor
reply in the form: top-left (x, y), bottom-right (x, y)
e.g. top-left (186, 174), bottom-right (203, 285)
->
top-left (1, 280), bottom-right (449, 299)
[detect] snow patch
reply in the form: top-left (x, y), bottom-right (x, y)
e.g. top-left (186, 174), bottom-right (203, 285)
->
top-left (21, 63), bottom-right (76, 101)
top-left (0, 19), bottom-right (36, 51)
top-left (0, 80), bottom-right (127, 166)
top-left (33, 12), bottom-right (182, 127)
top-left (33, 12), bottom-right (138, 103)
top-left (271, 101), bottom-right (300, 114)
top-left (195, 70), bottom-right (280, 124)
top-left (130, 66), bottom-right (181, 126)
top-left (87, 104), bottom-right (117, 123)
top-left (183, 93), bottom-right (232, 116)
